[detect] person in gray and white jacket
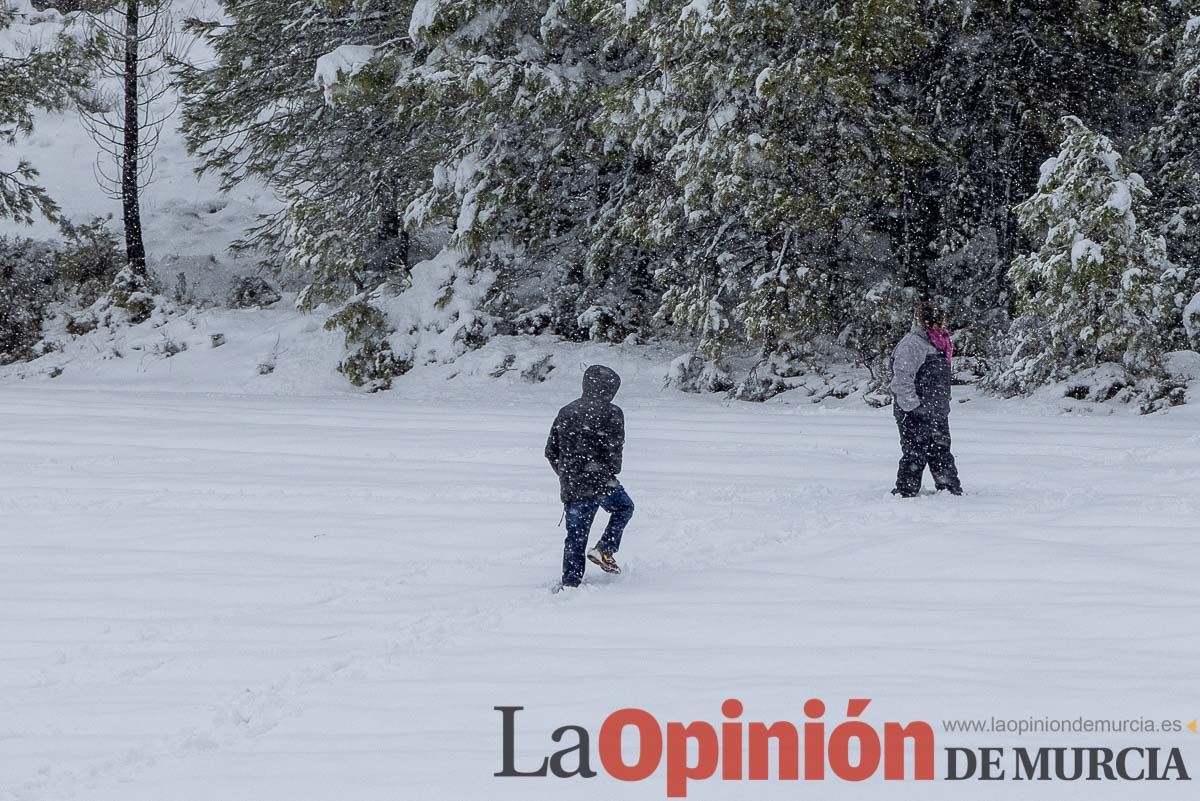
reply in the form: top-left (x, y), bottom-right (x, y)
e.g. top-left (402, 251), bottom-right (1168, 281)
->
top-left (889, 300), bottom-right (963, 497)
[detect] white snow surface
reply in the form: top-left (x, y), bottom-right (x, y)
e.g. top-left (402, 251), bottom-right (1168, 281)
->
top-left (3, 335), bottom-right (1200, 800)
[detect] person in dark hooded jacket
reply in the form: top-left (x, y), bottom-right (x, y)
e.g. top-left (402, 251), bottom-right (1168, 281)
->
top-left (545, 365), bottom-right (634, 587)
top-left (889, 300), bottom-right (963, 498)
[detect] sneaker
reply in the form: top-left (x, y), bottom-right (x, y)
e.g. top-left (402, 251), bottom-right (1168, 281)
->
top-left (587, 547), bottom-right (621, 575)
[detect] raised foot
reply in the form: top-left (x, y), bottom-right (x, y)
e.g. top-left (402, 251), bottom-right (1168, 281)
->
top-left (587, 547), bottom-right (621, 575)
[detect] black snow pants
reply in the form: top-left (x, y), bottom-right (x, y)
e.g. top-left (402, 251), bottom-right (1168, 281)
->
top-left (894, 411), bottom-right (961, 497)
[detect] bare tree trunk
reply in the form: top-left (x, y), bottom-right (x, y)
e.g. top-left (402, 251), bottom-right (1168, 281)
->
top-left (123, 0), bottom-right (147, 274)
top-left (377, 175), bottom-right (410, 272)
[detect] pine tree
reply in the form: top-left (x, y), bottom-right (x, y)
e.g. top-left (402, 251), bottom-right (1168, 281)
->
top-left (1141, 11), bottom-right (1200, 348)
top-left (168, 0), bottom-right (1195, 394)
top-left (79, 0), bottom-right (178, 277)
top-left (611, 0), bottom-right (936, 387)
top-left (0, 1), bottom-right (91, 223)
top-left (394, 0), bottom-right (656, 339)
top-left (1004, 117), bottom-right (1168, 390)
top-left (178, 1), bottom-right (419, 306)
top-left (893, 0), bottom-right (1171, 357)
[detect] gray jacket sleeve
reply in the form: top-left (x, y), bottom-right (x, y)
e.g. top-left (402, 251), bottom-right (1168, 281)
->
top-left (890, 337), bottom-right (925, 413)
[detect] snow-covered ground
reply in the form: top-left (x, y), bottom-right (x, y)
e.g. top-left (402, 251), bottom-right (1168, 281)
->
top-left (3, 348), bottom-right (1199, 800)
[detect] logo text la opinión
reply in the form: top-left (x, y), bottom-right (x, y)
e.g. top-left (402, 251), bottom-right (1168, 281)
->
top-left (495, 700), bottom-right (1190, 798)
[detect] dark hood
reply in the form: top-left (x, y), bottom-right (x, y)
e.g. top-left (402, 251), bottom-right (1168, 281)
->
top-left (582, 365), bottom-right (621, 403)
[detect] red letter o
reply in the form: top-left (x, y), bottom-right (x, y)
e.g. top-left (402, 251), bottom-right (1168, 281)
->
top-left (599, 708), bottom-right (663, 782)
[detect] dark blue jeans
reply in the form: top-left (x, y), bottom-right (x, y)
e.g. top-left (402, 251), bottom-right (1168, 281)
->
top-left (562, 487), bottom-right (635, 586)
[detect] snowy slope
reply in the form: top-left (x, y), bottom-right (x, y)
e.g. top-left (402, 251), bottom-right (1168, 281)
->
top-left (2, 361), bottom-right (1199, 800)
top-left (0, 299), bottom-right (350, 395)
top-left (0, 0), bottom-right (279, 300)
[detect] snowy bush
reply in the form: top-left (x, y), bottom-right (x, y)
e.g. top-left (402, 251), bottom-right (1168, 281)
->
top-left (1060, 363), bottom-right (1186, 414)
top-left (510, 304), bottom-right (553, 336)
top-left (731, 340), bottom-right (820, 402)
top-left (732, 346), bottom-right (875, 404)
top-left (152, 335), bottom-right (187, 359)
top-left (666, 353), bottom-right (732, 394)
top-left (324, 299), bottom-right (409, 392)
top-left (1062, 364), bottom-right (1135, 403)
top-left (0, 218), bottom-right (131, 363)
top-left (228, 276), bottom-right (282, 309)
top-left (105, 266), bottom-right (157, 325)
top-left (577, 305), bottom-right (630, 344)
top-left (484, 351), bottom-right (557, 384)
top-left (520, 354), bottom-right (555, 384)
top-left (1165, 350), bottom-right (1200, 383)
top-left (0, 236), bottom-right (56, 363)
top-left (325, 249), bottom-right (494, 390)
top-left (54, 218), bottom-right (124, 304)
top-left (1141, 379), bottom-right (1189, 414)
top-left (378, 249), bottom-right (494, 367)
